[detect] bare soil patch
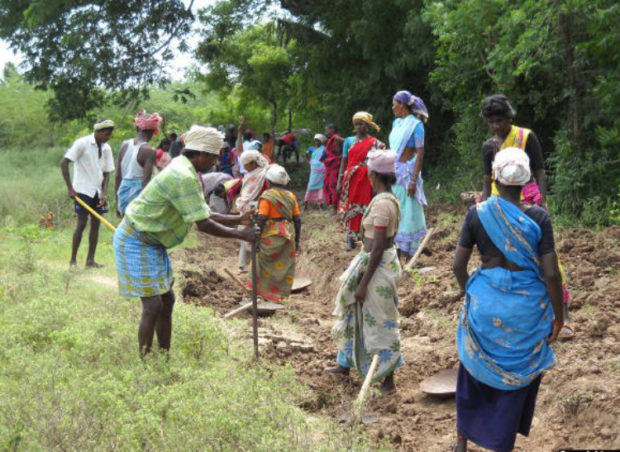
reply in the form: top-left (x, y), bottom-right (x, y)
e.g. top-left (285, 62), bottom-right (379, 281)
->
top-left (175, 204), bottom-right (620, 451)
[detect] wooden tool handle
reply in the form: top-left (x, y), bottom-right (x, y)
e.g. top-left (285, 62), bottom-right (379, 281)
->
top-left (404, 227), bottom-right (434, 271)
top-left (223, 268), bottom-right (250, 295)
top-left (73, 196), bottom-right (117, 232)
top-left (222, 303), bottom-right (253, 319)
top-left (353, 354), bottom-right (380, 421)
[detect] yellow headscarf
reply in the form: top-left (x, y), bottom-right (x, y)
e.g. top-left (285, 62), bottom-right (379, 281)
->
top-left (352, 111), bottom-right (381, 132)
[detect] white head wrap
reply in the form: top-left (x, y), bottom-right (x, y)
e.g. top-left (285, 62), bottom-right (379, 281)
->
top-left (266, 164), bottom-right (290, 186)
top-left (314, 133), bottom-right (327, 144)
top-left (183, 125), bottom-right (224, 155)
top-left (93, 119), bottom-right (114, 131)
top-left (493, 147), bottom-right (531, 186)
top-left (239, 150), bottom-right (268, 168)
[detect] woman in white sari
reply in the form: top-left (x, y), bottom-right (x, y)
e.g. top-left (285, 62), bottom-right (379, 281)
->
top-left (236, 150), bottom-right (269, 273)
top-left (328, 149), bottom-right (403, 395)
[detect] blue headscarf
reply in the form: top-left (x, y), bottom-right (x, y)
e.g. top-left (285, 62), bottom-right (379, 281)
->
top-left (393, 90), bottom-right (429, 123)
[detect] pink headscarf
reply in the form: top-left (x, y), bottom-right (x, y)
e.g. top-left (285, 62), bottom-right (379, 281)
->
top-left (367, 149), bottom-right (396, 175)
top-left (134, 110), bottom-right (162, 135)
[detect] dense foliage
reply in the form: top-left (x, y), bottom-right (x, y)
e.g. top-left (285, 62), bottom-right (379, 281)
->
top-left (0, 0), bottom-right (194, 121)
top-left (0, 0), bottom-right (617, 224)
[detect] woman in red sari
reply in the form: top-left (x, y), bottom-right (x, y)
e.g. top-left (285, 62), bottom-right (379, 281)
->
top-left (323, 123), bottom-right (343, 212)
top-left (337, 112), bottom-right (382, 250)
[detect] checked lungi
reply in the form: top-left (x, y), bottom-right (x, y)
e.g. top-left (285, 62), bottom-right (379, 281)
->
top-left (113, 218), bottom-right (173, 297)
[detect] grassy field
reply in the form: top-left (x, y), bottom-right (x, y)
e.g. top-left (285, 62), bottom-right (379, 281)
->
top-left (0, 149), bottom-right (382, 451)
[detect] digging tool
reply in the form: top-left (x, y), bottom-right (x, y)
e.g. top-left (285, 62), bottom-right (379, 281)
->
top-left (351, 354), bottom-right (380, 424)
top-left (223, 268), bottom-right (251, 295)
top-left (73, 196), bottom-right (116, 232)
top-left (250, 235), bottom-right (259, 360)
top-left (420, 367), bottom-right (458, 398)
top-left (404, 227), bottom-right (434, 271)
top-left (221, 268), bottom-right (284, 318)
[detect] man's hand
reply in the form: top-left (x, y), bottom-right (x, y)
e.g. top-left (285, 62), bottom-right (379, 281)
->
top-left (240, 210), bottom-right (254, 223)
top-left (354, 284), bottom-right (367, 303)
top-left (407, 182), bottom-right (417, 197)
top-left (98, 195), bottom-right (108, 207)
top-left (239, 224), bottom-right (259, 243)
top-left (68, 187), bottom-right (78, 199)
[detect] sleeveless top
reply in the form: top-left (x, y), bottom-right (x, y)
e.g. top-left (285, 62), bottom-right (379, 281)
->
top-left (120, 139), bottom-right (146, 180)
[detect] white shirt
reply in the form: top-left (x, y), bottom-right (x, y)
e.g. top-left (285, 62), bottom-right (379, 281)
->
top-left (64, 134), bottom-right (115, 197)
top-left (239, 139), bottom-right (262, 174)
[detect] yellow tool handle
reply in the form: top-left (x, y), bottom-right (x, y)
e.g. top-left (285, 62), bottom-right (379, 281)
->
top-left (73, 196), bottom-right (117, 232)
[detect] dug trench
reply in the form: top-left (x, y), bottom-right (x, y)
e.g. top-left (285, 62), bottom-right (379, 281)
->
top-left (175, 203), bottom-right (620, 451)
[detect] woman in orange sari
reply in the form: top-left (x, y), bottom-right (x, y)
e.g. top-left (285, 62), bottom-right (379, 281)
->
top-left (247, 165), bottom-right (302, 302)
top-left (337, 112), bottom-right (382, 250)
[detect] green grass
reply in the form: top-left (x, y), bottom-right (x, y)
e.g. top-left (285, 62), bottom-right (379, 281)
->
top-left (0, 148), bottom-right (382, 451)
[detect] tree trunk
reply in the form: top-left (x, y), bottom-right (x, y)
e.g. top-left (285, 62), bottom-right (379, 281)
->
top-left (288, 109), bottom-right (292, 133)
top-left (559, 12), bottom-right (580, 143)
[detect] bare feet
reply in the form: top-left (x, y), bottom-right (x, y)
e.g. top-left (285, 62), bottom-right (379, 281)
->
top-left (325, 365), bottom-right (350, 376)
top-left (380, 373), bottom-right (396, 396)
top-left (85, 261), bottom-right (103, 268)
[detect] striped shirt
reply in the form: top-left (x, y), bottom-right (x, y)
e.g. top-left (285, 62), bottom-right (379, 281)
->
top-left (125, 155), bottom-right (211, 248)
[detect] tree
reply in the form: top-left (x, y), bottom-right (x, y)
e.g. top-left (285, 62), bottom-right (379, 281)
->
top-left (196, 7), bottom-right (299, 131)
top-left (0, 0), bottom-right (194, 121)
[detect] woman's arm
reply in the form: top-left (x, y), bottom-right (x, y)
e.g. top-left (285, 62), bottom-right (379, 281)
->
top-left (541, 252), bottom-right (564, 341)
top-left (354, 227), bottom-right (387, 303)
top-left (336, 157), bottom-right (348, 193)
top-left (452, 246), bottom-right (473, 293)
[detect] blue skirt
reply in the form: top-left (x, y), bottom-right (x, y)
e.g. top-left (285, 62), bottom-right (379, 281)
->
top-left (456, 363), bottom-right (542, 452)
top-left (113, 219), bottom-right (173, 298)
top-left (117, 178), bottom-right (143, 215)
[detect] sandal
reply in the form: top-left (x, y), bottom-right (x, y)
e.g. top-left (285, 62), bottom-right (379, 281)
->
top-left (558, 324), bottom-right (575, 341)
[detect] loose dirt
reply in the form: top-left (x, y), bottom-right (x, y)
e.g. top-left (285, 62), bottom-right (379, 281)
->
top-left (176, 204), bottom-right (620, 451)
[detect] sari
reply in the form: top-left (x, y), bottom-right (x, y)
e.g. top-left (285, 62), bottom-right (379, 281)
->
top-left (323, 134), bottom-right (341, 208)
top-left (247, 188), bottom-right (298, 302)
top-left (389, 115), bottom-right (428, 255)
top-left (304, 145), bottom-right (326, 204)
top-left (457, 196), bottom-right (556, 391)
top-left (490, 125), bottom-right (571, 304)
top-left (339, 136), bottom-right (377, 239)
top-left (332, 193), bottom-right (403, 381)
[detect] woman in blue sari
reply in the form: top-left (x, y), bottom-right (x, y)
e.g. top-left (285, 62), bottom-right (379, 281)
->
top-left (303, 134), bottom-right (327, 209)
top-left (452, 148), bottom-right (565, 452)
top-left (388, 90), bottom-right (429, 260)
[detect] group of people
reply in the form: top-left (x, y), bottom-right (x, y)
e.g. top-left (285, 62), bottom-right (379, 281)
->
top-left (59, 91), bottom-right (572, 452)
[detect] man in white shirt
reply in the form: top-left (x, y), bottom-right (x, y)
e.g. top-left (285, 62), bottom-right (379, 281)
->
top-left (60, 119), bottom-right (115, 268)
top-left (236, 116), bottom-right (263, 174)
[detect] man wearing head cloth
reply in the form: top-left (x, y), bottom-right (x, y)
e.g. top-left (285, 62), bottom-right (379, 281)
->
top-left (61, 119), bottom-right (116, 268)
top-left (115, 111), bottom-right (162, 217)
top-left (113, 125), bottom-right (257, 357)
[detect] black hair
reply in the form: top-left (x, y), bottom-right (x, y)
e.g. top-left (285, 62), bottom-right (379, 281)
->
top-left (183, 150), bottom-right (201, 159)
top-left (158, 138), bottom-right (172, 148)
top-left (481, 94), bottom-right (516, 120)
top-left (169, 133), bottom-right (178, 141)
top-left (263, 132), bottom-right (271, 139)
top-left (326, 123), bottom-right (338, 132)
top-left (95, 127), bottom-right (114, 134)
top-left (369, 170), bottom-right (396, 187)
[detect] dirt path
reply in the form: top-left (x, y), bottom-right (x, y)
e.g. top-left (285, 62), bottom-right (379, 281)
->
top-left (176, 204), bottom-right (620, 451)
